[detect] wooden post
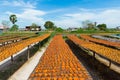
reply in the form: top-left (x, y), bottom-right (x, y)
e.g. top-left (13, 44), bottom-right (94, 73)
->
top-left (27, 45), bottom-right (30, 60)
top-left (2, 42), bottom-right (4, 46)
top-left (93, 51), bottom-right (95, 58)
top-left (108, 60), bottom-right (111, 68)
top-left (3, 42), bottom-right (5, 46)
top-left (92, 51), bottom-right (96, 67)
top-left (39, 41), bottom-right (41, 49)
top-left (11, 55), bottom-right (14, 62)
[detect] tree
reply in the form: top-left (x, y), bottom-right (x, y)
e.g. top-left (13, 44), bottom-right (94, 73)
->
top-left (82, 20), bottom-right (91, 29)
top-left (10, 24), bottom-right (19, 31)
top-left (97, 24), bottom-right (107, 31)
top-left (31, 23), bottom-right (38, 30)
top-left (87, 23), bottom-right (95, 30)
top-left (9, 14), bottom-right (17, 24)
top-left (9, 14), bottom-right (19, 31)
top-left (44, 21), bottom-right (55, 30)
top-left (1, 20), bottom-right (10, 32)
top-left (55, 27), bottom-right (64, 32)
top-left (82, 20), bottom-right (95, 30)
top-left (53, 26), bottom-right (57, 30)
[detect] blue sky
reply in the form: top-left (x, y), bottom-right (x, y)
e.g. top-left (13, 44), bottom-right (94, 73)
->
top-left (0, 0), bottom-right (120, 29)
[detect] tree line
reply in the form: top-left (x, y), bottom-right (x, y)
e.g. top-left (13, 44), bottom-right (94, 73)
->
top-left (82, 20), bottom-right (107, 31)
top-left (1, 14), bottom-right (109, 32)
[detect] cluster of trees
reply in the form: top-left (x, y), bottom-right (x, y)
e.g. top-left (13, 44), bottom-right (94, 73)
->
top-left (82, 20), bottom-right (107, 31)
top-left (9, 14), bottom-right (19, 31)
top-left (97, 24), bottom-right (107, 31)
top-left (31, 23), bottom-right (38, 28)
top-left (43, 20), bottom-right (107, 32)
top-left (44, 21), bottom-right (64, 32)
top-left (44, 21), bottom-right (56, 30)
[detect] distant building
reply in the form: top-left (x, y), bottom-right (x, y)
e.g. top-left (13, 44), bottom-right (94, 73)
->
top-left (25, 26), bottom-right (41, 31)
top-left (67, 27), bottom-right (79, 31)
top-left (0, 25), bottom-right (9, 33)
top-left (19, 28), bottom-right (25, 31)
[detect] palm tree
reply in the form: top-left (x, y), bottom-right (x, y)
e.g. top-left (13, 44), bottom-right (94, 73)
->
top-left (9, 14), bottom-right (17, 24)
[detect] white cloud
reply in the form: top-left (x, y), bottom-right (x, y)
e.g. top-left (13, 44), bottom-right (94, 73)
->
top-left (54, 8), bottom-right (120, 28)
top-left (54, 19), bottom-right (80, 28)
top-left (65, 12), bottom-right (95, 20)
top-left (48, 9), bottom-right (66, 14)
top-left (6, 9), bottom-right (46, 27)
top-left (2, 0), bottom-right (36, 8)
top-left (17, 9), bottom-right (46, 18)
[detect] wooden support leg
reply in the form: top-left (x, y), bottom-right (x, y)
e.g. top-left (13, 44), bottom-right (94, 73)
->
top-left (108, 60), bottom-right (111, 68)
top-left (2, 42), bottom-right (4, 46)
top-left (27, 45), bottom-right (30, 60)
top-left (3, 42), bottom-right (5, 46)
top-left (39, 42), bottom-right (41, 49)
top-left (93, 52), bottom-right (95, 58)
top-left (11, 55), bottom-right (14, 62)
top-left (92, 52), bottom-right (96, 67)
